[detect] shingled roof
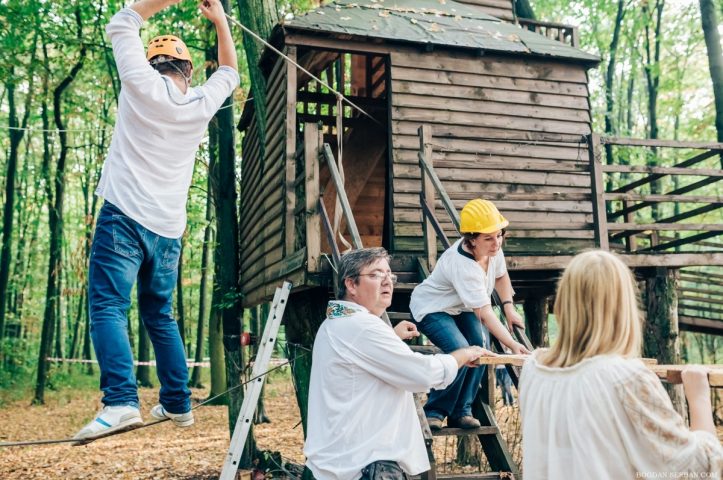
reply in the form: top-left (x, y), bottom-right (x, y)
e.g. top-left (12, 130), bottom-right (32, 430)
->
top-left (280, 0), bottom-right (599, 64)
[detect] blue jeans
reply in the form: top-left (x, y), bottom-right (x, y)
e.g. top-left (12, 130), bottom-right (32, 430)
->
top-left (88, 201), bottom-right (190, 414)
top-left (418, 311), bottom-right (488, 420)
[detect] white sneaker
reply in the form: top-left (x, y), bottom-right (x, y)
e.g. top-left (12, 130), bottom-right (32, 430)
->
top-left (150, 404), bottom-right (194, 427)
top-left (74, 405), bottom-right (143, 442)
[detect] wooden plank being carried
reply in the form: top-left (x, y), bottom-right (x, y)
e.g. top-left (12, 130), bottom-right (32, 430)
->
top-left (475, 356), bottom-right (723, 387)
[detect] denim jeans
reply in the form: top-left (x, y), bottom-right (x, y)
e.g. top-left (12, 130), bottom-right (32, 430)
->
top-left (417, 311), bottom-right (489, 420)
top-left (88, 201), bottom-right (190, 414)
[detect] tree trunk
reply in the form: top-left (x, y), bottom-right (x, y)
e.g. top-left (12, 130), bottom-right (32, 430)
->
top-left (522, 295), bottom-right (548, 348)
top-left (0, 32), bottom-right (36, 344)
top-left (176, 240), bottom-right (186, 349)
top-left (235, 0), bottom-right (279, 148)
top-left (137, 319), bottom-right (153, 387)
top-left (643, 268), bottom-right (687, 418)
top-left (191, 183), bottom-right (213, 388)
top-left (284, 289), bottom-right (328, 437)
top-left (699, 0), bottom-right (723, 143)
top-left (643, 0), bottom-right (664, 219)
top-left (253, 304), bottom-right (271, 424)
top-left (34, 16), bottom-right (86, 404)
top-left (603, 0), bottom-right (625, 168)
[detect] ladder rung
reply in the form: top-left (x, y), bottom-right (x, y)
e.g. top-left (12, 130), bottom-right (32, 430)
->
top-left (431, 426), bottom-right (500, 437)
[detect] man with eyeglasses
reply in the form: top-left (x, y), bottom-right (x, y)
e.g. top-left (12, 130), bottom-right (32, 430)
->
top-left (304, 247), bottom-right (493, 480)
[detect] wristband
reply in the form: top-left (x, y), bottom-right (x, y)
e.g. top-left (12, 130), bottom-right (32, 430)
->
top-left (501, 300), bottom-right (514, 308)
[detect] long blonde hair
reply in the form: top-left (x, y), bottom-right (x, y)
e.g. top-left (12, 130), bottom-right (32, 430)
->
top-left (540, 250), bottom-right (642, 368)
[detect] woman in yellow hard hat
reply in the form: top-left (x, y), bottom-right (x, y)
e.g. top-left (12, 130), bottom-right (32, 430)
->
top-left (410, 198), bottom-right (529, 430)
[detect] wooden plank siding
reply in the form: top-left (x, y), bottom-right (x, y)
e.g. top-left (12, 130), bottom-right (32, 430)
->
top-left (240, 55), bottom-right (290, 304)
top-left (457, 0), bottom-right (515, 21)
top-left (389, 50), bottom-right (596, 255)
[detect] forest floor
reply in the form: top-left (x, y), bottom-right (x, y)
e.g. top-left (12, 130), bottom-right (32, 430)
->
top-left (0, 370), bottom-right (305, 479)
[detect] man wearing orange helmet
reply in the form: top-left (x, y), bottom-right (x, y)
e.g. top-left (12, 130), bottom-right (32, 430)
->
top-left (410, 198), bottom-right (530, 431)
top-left (74, 0), bottom-right (238, 442)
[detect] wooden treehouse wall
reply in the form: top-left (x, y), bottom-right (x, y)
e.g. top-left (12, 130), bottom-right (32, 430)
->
top-left (240, 53), bottom-right (297, 306)
top-left (458, 0), bottom-right (514, 21)
top-left (389, 49), bottom-right (597, 256)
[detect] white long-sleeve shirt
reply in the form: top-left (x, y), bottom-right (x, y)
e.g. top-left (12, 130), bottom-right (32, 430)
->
top-left (520, 350), bottom-right (723, 479)
top-left (98, 8), bottom-right (239, 238)
top-left (304, 301), bottom-right (459, 480)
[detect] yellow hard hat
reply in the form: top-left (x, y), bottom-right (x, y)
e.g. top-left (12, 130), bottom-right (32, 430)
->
top-left (459, 199), bottom-right (509, 234)
top-left (146, 35), bottom-right (193, 63)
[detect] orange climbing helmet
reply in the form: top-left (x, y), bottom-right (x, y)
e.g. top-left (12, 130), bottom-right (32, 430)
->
top-left (459, 199), bottom-right (509, 234)
top-left (146, 35), bottom-right (193, 65)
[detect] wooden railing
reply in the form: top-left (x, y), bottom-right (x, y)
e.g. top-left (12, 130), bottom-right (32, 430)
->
top-left (588, 135), bottom-right (723, 253)
top-left (417, 126), bottom-right (534, 368)
top-left (518, 18), bottom-right (579, 48)
top-left (678, 267), bottom-right (723, 335)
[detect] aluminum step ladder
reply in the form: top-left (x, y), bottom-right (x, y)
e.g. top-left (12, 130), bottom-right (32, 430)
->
top-left (219, 281), bottom-right (292, 480)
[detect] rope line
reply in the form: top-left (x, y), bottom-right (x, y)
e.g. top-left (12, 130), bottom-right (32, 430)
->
top-left (0, 352), bottom-right (304, 448)
top-left (0, 98), bottom-right (252, 134)
top-left (223, 12), bottom-right (382, 127)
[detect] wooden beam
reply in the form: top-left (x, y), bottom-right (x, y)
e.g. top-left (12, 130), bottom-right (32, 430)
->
top-left (305, 123), bottom-right (321, 272)
top-left (321, 144), bottom-right (363, 249)
top-left (650, 364), bottom-right (723, 385)
top-left (600, 136), bottom-right (723, 149)
top-left (601, 164), bottom-right (723, 177)
top-left (318, 196), bottom-right (341, 265)
top-left (604, 193), bottom-right (722, 203)
top-left (607, 223), bottom-right (723, 231)
top-left (417, 151), bottom-right (460, 230)
top-left (495, 253), bottom-right (723, 271)
top-left (285, 46), bottom-right (298, 256)
top-left (588, 134), bottom-right (609, 250)
top-left (609, 177), bottom-right (722, 219)
top-left (635, 231), bottom-right (722, 253)
top-left (610, 150), bottom-right (719, 194)
top-left (419, 125), bottom-right (439, 271)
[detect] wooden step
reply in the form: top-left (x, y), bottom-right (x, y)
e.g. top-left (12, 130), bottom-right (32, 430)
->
top-left (432, 426), bottom-right (500, 437)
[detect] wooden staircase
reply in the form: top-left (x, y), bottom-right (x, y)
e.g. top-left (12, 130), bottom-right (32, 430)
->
top-left (387, 261), bottom-right (524, 480)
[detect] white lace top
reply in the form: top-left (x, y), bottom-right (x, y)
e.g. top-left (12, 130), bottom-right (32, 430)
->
top-left (519, 350), bottom-right (722, 479)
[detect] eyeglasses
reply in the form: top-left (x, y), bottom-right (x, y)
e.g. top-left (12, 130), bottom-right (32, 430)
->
top-left (356, 272), bottom-right (398, 283)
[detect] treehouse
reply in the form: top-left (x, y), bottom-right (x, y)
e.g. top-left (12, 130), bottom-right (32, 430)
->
top-left (236, 0), bottom-right (722, 476)
top-left (238, 0), bottom-right (721, 330)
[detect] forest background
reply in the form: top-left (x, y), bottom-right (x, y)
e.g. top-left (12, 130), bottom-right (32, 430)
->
top-left (0, 0), bottom-right (720, 432)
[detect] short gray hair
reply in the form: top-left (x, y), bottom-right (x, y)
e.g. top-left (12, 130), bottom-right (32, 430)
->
top-left (337, 247), bottom-right (391, 300)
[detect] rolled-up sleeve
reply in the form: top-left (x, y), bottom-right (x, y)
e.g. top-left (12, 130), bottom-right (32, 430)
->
top-left (345, 320), bottom-right (458, 393)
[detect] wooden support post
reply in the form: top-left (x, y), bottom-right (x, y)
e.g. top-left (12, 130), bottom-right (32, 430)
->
top-left (285, 46), bottom-right (298, 255)
top-left (523, 295), bottom-right (549, 348)
top-left (588, 133), bottom-right (610, 250)
top-left (419, 125), bottom-right (437, 271)
top-left (643, 267), bottom-right (687, 419)
top-left (305, 123), bottom-right (321, 272)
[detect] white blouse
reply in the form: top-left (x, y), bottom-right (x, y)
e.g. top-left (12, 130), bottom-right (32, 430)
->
top-left (410, 239), bottom-right (507, 322)
top-left (519, 351), bottom-right (722, 479)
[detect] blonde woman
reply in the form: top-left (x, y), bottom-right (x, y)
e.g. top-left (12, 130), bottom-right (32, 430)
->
top-left (519, 250), bottom-right (722, 478)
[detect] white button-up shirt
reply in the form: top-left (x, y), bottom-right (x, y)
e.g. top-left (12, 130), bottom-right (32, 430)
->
top-left (304, 301), bottom-right (458, 480)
